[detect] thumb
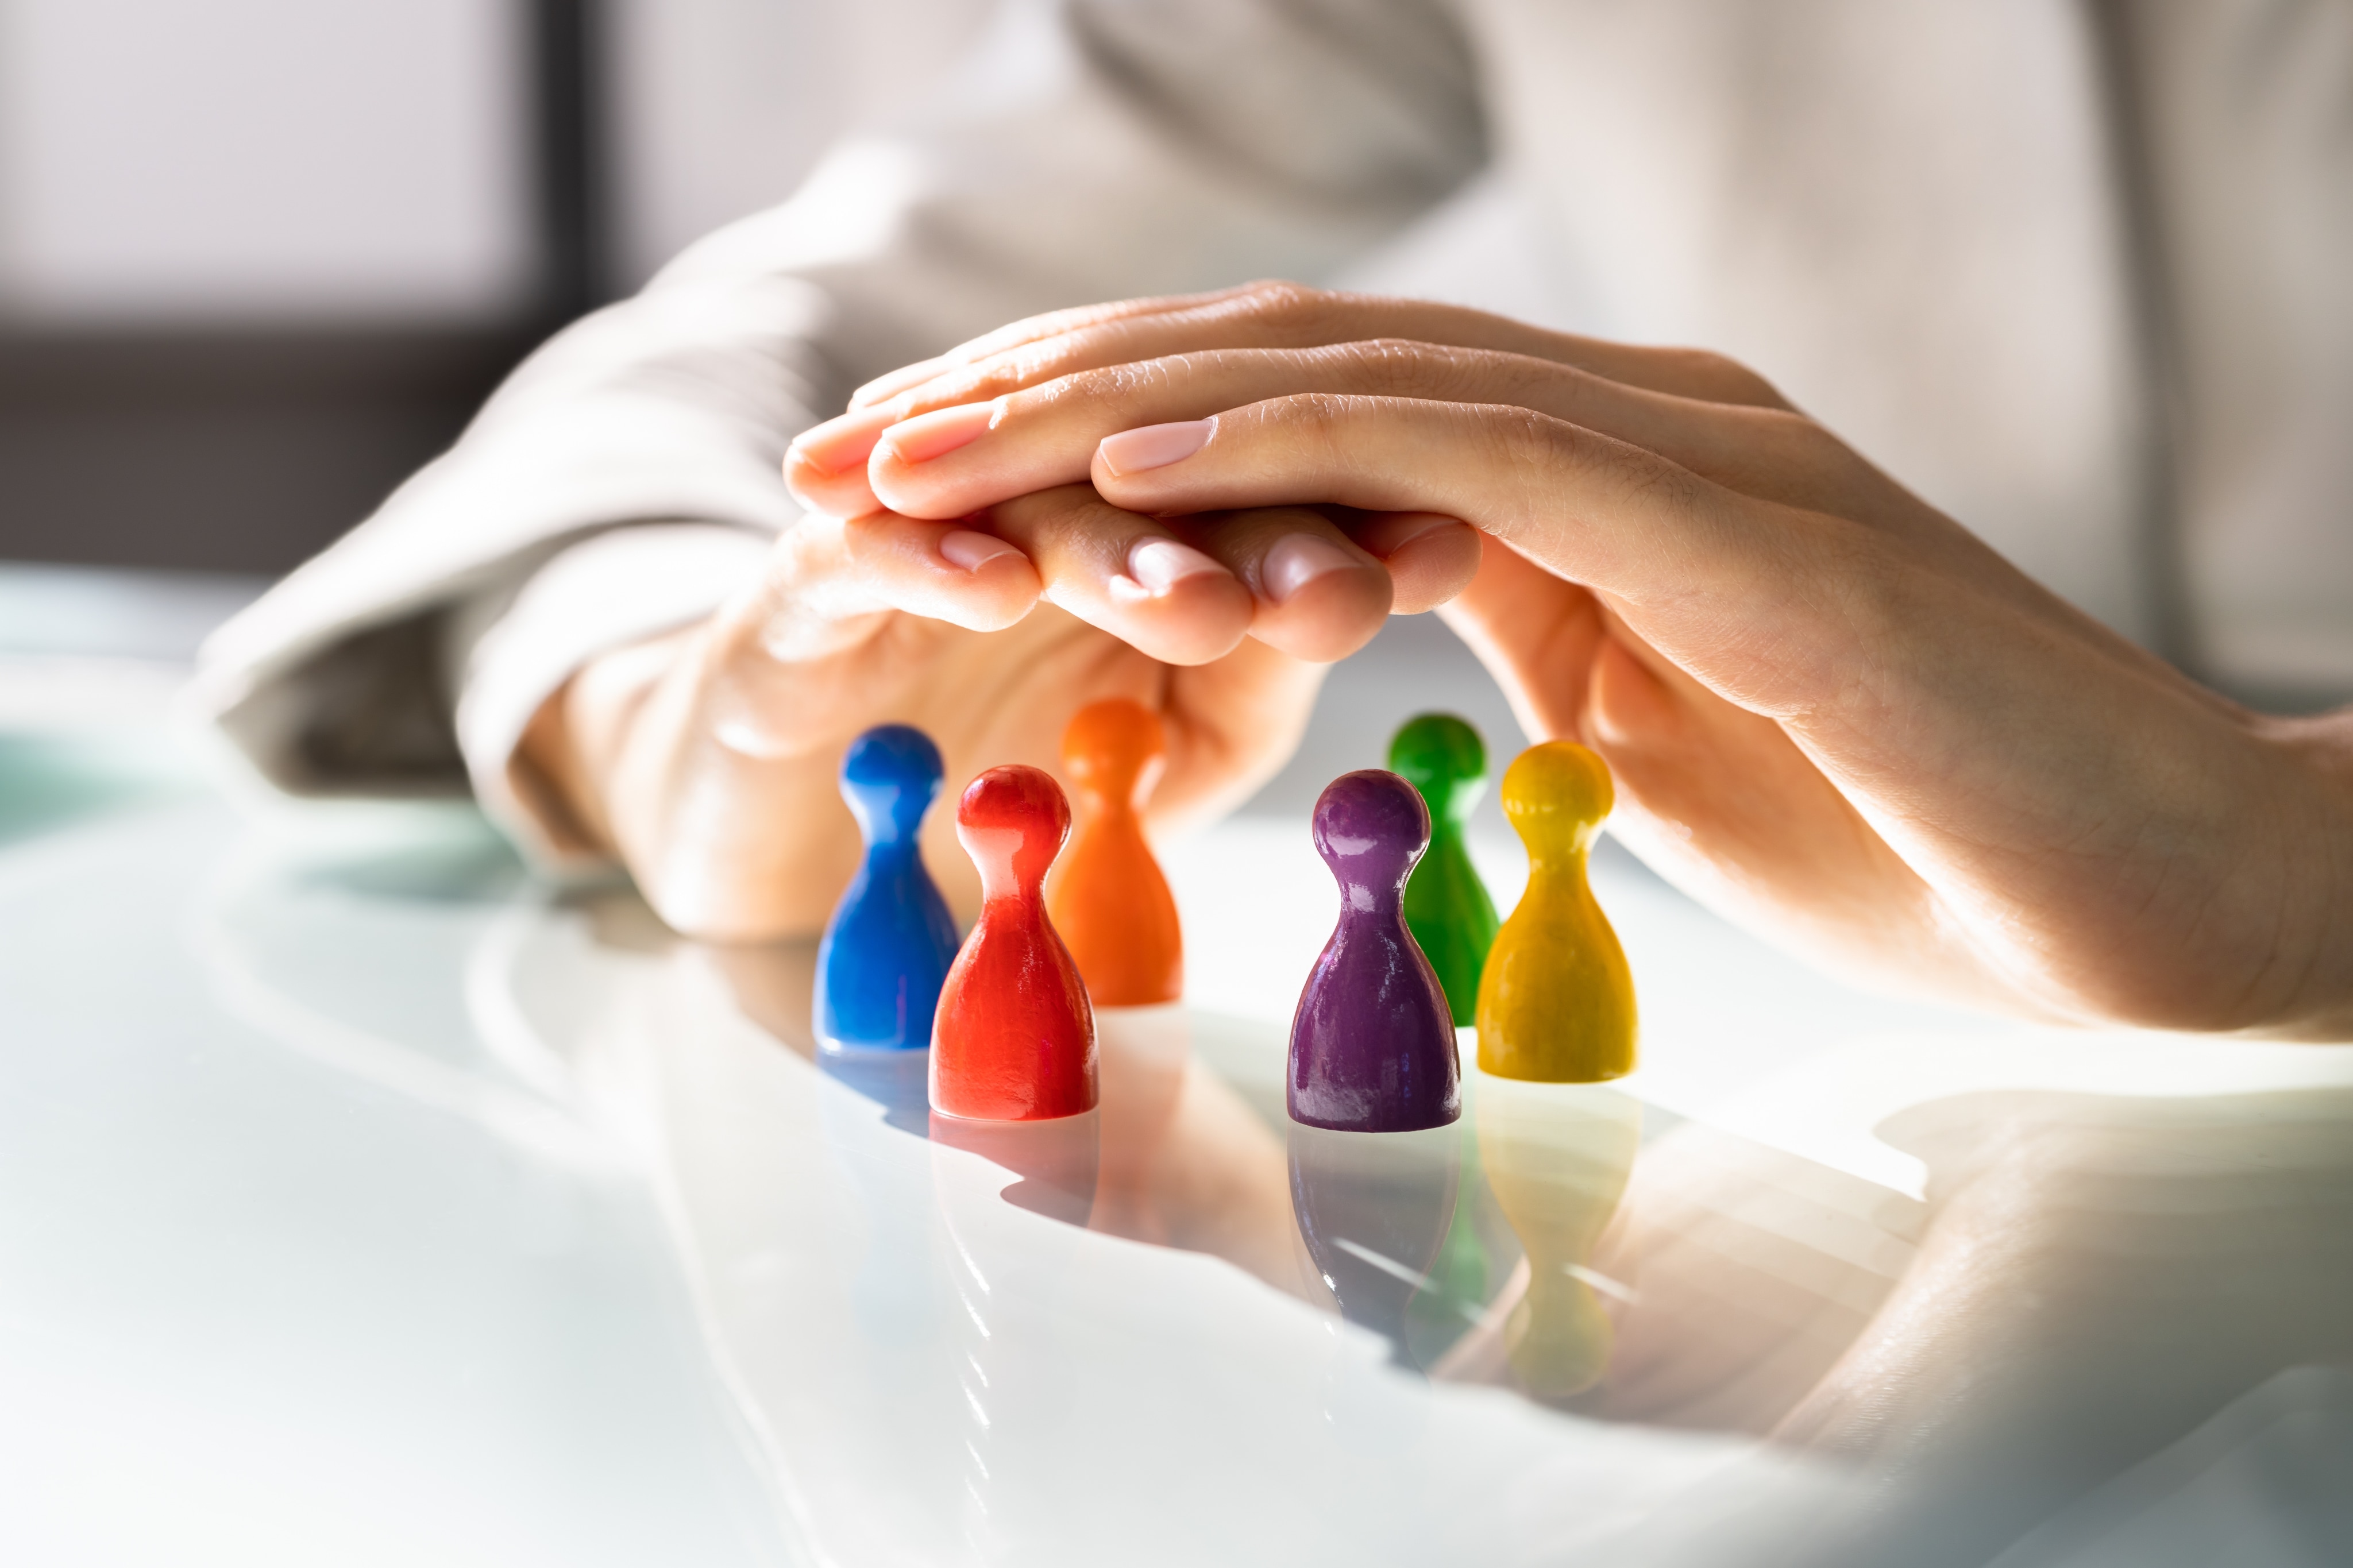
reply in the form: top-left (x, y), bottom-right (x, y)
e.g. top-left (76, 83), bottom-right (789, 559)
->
top-left (724, 510), bottom-right (1043, 668)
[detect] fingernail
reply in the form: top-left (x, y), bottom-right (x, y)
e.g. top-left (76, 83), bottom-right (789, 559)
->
top-left (1263, 534), bottom-right (1358, 603)
top-left (881, 401), bottom-right (997, 465)
top-left (1109, 538), bottom-right (1228, 604)
top-left (1097, 419), bottom-right (1214, 476)
top-left (939, 529), bottom-right (1020, 571)
top-left (1378, 512), bottom-right (1460, 549)
top-left (790, 405), bottom-right (897, 474)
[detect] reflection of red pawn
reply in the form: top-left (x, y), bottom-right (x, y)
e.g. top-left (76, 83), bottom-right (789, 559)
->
top-left (931, 766), bottom-right (1098, 1121)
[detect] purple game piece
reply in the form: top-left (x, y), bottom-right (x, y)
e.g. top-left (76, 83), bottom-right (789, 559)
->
top-left (1289, 770), bottom-right (1463, 1132)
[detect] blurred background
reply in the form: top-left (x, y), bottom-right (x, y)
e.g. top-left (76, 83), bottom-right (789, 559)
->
top-left (0, 0), bottom-right (1013, 835)
top-left (0, 0), bottom-right (1007, 579)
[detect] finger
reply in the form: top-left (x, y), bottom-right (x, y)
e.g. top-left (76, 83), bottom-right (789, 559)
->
top-left (981, 484), bottom-right (1255, 665)
top-left (989, 482), bottom-right (1395, 663)
top-left (798, 287), bottom-right (1286, 507)
top-left (1166, 506), bottom-right (1392, 662)
top-left (815, 341), bottom-right (1831, 527)
top-left (1085, 396), bottom-right (1820, 700)
top-left (847, 284), bottom-right (1270, 409)
top-left (913, 284), bottom-right (1789, 411)
top-left (785, 395), bottom-right (990, 519)
top-left (789, 284), bottom-right (1790, 508)
top-left (1338, 511), bottom-right (1483, 615)
top-left (695, 512), bottom-right (1042, 774)
top-left (834, 509), bottom-right (1043, 634)
top-left (819, 282), bottom-right (1788, 455)
top-left (1095, 397), bottom-right (1752, 584)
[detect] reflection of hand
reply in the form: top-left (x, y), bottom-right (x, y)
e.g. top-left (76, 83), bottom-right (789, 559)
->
top-left (799, 283), bottom-right (2353, 1036)
top-left (1781, 1090), bottom-right (2353, 1565)
top-left (1561, 1091), bottom-right (2353, 1563)
top-left (517, 496), bottom-right (1344, 939)
top-left (1569, 1124), bottom-right (1913, 1436)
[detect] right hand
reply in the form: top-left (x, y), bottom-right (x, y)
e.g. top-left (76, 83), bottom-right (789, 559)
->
top-left (515, 482), bottom-right (1480, 940)
top-left (794, 282), bottom-right (2353, 1037)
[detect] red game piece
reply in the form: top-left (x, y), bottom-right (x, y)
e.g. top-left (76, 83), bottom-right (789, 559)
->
top-left (930, 765), bottom-right (1098, 1121)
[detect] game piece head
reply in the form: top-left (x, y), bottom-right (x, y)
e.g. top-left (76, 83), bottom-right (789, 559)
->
top-left (1387, 713), bottom-right (1487, 825)
top-left (956, 764), bottom-right (1072, 895)
top-left (1311, 770), bottom-right (1431, 905)
top-left (839, 724), bottom-right (946, 847)
top-left (1500, 741), bottom-right (1614, 859)
top-left (1061, 698), bottom-right (1166, 812)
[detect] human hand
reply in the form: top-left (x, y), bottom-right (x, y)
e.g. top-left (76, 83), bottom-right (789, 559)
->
top-left (521, 288), bottom-right (1533, 943)
top-left (516, 489), bottom-right (1358, 940)
top-left (794, 283), bottom-right (2353, 1036)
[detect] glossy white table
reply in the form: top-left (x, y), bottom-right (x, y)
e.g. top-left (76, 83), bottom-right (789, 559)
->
top-left (5, 653), bottom-right (2352, 1565)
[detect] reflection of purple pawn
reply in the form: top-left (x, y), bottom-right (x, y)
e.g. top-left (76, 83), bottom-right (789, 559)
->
top-left (1289, 770), bottom-right (1462, 1132)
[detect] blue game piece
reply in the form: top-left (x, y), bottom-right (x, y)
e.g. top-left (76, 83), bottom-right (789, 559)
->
top-left (814, 725), bottom-right (962, 1052)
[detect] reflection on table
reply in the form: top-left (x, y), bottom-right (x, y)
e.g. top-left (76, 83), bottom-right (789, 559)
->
top-left (16, 795), bottom-right (2351, 1565)
top-left (687, 920), bottom-right (2353, 1565)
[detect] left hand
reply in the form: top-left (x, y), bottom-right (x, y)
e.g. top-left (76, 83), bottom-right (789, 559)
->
top-left (785, 283), bottom-right (2353, 1037)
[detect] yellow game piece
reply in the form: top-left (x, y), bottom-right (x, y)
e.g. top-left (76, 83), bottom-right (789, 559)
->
top-left (1475, 1077), bottom-right (1640, 1397)
top-left (1474, 742), bottom-right (1637, 1082)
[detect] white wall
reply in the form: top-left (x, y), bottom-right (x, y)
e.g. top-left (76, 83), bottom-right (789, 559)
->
top-left (0, 0), bottom-right (1540, 323)
top-left (0, 0), bottom-right (533, 323)
top-left (0, 0), bottom-right (1007, 322)
top-left (604, 0), bottom-right (996, 289)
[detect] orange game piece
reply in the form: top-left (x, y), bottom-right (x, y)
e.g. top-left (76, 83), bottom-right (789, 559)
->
top-left (930, 765), bottom-right (1098, 1121)
top-left (1047, 698), bottom-right (1183, 1007)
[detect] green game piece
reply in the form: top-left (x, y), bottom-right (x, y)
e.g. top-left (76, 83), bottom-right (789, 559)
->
top-left (1421, 1117), bottom-right (1492, 1317)
top-left (1387, 713), bottom-right (1501, 1026)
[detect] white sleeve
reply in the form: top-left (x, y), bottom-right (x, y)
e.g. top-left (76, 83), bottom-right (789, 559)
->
top-left (444, 522), bottom-right (775, 872)
top-left (194, 0), bottom-right (1487, 809)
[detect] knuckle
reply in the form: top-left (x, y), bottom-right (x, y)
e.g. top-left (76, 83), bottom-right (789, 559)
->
top-left (1509, 406), bottom-right (1710, 516)
top-left (1029, 357), bottom-right (1159, 413)
top-left (1309, 339), bottom-right (1541, 412)
top-left (1241, 278), bottom-right (1318, 312)
top-left (1748, 405), bottom-right (1851, 477)
top-left (1483, 403), bottom-right (1569, 470)
top-left (1267, 390), bottom-right (1355, 463)
top-left (1284, 388), bottom-right (1353, 427)
top-left (1618, 447), bottom-right (1711, 515)
top-left (1471, 405), bottom-right (1571, 516)
top-left (1330, 337), bottom-right (1477, 400)
top-left (1236, 279), bottom-right (1344, 341)
top-left (1659, 346), bottom-right (1787, 408)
